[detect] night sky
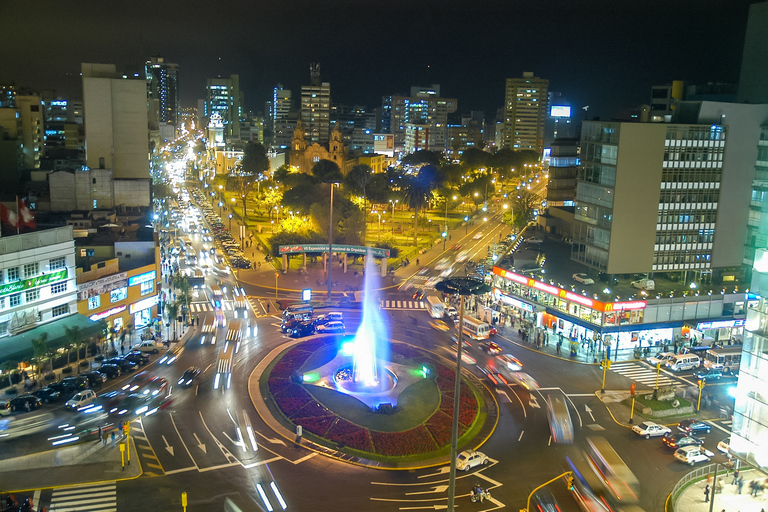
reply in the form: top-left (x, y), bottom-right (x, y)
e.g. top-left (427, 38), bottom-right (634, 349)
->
top-left (0, 0), bottom-right (757, 122)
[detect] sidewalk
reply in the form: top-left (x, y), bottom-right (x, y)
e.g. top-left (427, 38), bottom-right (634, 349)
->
top-left (675, 468), bottom-right (768, 512)
top-left (0, 434), bottom-right (141, 492)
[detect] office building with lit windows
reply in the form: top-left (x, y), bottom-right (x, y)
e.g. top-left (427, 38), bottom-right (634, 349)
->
top-left (146, 56), bottom-right (179, 128)
top-left (503, 72), bottom-right (549, 155)
top-left (301, 64), bottom-right (331, 145)
top-left (382, 85), bottom-right (457, 154)
top-left (205, 75), bottom-right (242, 140)
top-left (272, 84), bottom-right (293, 150)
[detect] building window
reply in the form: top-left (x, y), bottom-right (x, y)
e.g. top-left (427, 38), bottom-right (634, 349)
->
top-left (88, 295), bottom-right (100, 310)
top-left (26, 289), bottom-right (40, 302)
top-left (140, 280), bottom-right (154, 296)
top-left (49, 256), bottom-right (66, 271)
top-left (6, 267), bottom-right (19, 282)
top-left (110, 287), bottom-right (127, 303)
top-left (52, 304), bottom-right (69, 317)
top-left (0, 297), bottom-right (4, 310)
top-left (51, 282), bottom-right (67, 294)
top-left (23, 263), bottom-right (39, 278)
top-left (9, 294), bottom-right (21, 307)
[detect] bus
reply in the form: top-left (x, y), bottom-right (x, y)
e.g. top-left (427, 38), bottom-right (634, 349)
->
top-left (547, 395), bottom-right (574, 444)
top-left (208, 284), bottom-right (224, 309)
top-left (215, 339), bottom-right (234, 391)
top-left (703, 346), bottom-right (742, 374)
top-left (180, 237), bottom-right (193, 253)
top-left (583, 436), bottom-right (640, 505)
top-left (566, 455), bottom-right (614, 512)
top-left (186, 269), bottom-right (205, 289)
top-left (233, 289), bottom-right (248, 318)
top-left (225, 320), bottom-right (242, 345)
top-left (425, 296), bottom-right (445, 318)
top-left (462, 316), bottom-right (491, 340)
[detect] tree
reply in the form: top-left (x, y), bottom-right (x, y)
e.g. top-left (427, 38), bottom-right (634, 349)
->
top-left (344, 164), bottom-right (373, 236)
top-left (166, 301), bottom-right (180, 341)
top-left (172, 273), bottom-right (191, 322)
top-left (311, 159), bottom-right (343, 183)
top-left (237, 175), bottom-right (254, 220)
top-left (240, 141), bottom-right (270, 175)
top-left (460, 148), bottom-right (490, 171)
top-left (404, 166), bottom-right (442, 246)
top-left (273, 164), bottom-right (291, 183)
top-left (401, 150), bottom-right (444, 167)
top-left (64, 325), bottom-right (82, 374)
top-left (510, 188), bottom-right (542, 231)
top-left (309, 195), bottom-right (365, 246)
top-left (32, 333), bottom-right (49, 385)
top-left (282, 183), bottom-right (322, 213)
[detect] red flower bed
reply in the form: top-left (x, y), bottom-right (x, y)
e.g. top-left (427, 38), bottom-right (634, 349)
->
top-left (371, 426), bottom-right (437, 456)
top-left (295, 414), bottom-right (336, 436)
top-left (392, 344), bottom-right (424, 359)
top-left (291, 400), bottom-right (328, 420)
top-left (268, 378), bottom-right (292, 397)
top-left (437, 377), bottom-right (454, 392)
top-left (273, 396), bottom-right (312, 417)
top-left (269, 361), bottom-right (295, 379)
top-left (436, 364), bottom-right (456, 381)
top-left (337, 429), bottom-right (373, 452)
top-left (458, 405), bottom-right (477, 428)
top-left (440, 391), bottom-right (455, 411)
top-left (425, 410), bottom-right (453, 446)
top-left (325, 418), bottom-right (365, 440)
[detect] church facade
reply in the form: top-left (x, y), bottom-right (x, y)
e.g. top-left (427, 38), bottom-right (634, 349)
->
top-left (289, 120), bottom-right (351, 174)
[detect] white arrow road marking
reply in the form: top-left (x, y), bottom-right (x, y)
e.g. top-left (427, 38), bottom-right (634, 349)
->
top-left (399, 506), bottom-right (448, 510)
top-left (418, 467), bottom-right (452, 478)
top-left (476, 471), bottom-right (503, 487)
top-left (254, 429), bottom-right (287, 446)
top-left (162, 435), bottom-right (175, 456)
top-left (529, 396), bottom-right (541, 409)
top-left (406, 485), bottom-right (449, 495)
top-left (169, 413), bottom-right (197, 468)
top-left (585, 405), bottom-right (595, 422)
top-left (495, 387), bottom-right (526, 419)
top-left (193, 433), bottom-right (207, 453)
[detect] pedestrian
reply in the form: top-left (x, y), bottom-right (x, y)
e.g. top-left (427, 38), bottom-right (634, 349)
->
top-left (737, 476), bottom-right (744, 494)
top-left (111, 431), bottom-right (116, 447)
top-left (98, 426), bottom-right (103, 444)
top-left (102, 430), bottom-right (108, 446)
top-left (732, 469), bottom-right (740, 485)
top-left (749, 480), bottom-right (757, 496)
top-left (704, 484), bottom-right (710, 503)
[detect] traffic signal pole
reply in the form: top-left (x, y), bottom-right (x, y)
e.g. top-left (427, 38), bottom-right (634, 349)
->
top-left (524, 472), bottom-right (574, 512)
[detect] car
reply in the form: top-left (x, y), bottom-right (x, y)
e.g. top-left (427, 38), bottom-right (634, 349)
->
top-left (439, 266), bottom-right (454, 278)
top-left (456, 450), bottom-right (489, 471)
top-left (526, 237), bottom-right (544, 244)
top-left (9, 394), bottom-right (42, 412)
top-left (33, 387), bottom-right (61, 403)
top-left (646, 351), bottom-right (676, 366)
top-left (450, 335), bottom-right (472, 348)
top-left (316, 321), bottom-right (345, 334)
top-left (98, 364), bottom-right (121, 379)
top-left (60, 376), bottom-right (89, 393)
top-left (124, 351), bottom-right (151, 366)
top-left (178, 367), bottom-right (201, 387)
top-left (497, 353), bottom-right (523, 371)
top-left (456, 251), bottom-right (469, 263)
top-left (678, 419), bottom-right (712, 434)
top-left (481, 342), bottom-right (502, 355)
top-left (81, 371), bottom-right (108, 388)
top-left (717, 437), bottom-right (731, 454)
top-left (133, 341), bottom-right (162, 354)
top-left (489, 326), bottom-right (498, 336)
top-left (674, 445), bottom-right (714, 465)
top-left (693, 368), bottom-right (724, 381)
top-left (472, 232), bottom-right (484, 240)
top-left (632, 421), bottom-right (672, 439)
top-left (508, 371), bottom-right (539, 390)
top-left (572, 273), bottom-right (595, 285)
top-left (65, 389), bottom-right (97, 409)
top-left (662, 433), bottom-right (704, 450)
top-left (413, 289), bottom-right (425, 300)
top-left (315, 312), bottom-right (344, 325)
top-left (290, 320), bottom-right (316, 338)
top-left (0, 400), bottom-right (11, 416)
top-left (532, 488), bottom-right (560, 512)
top-left (104, 358), bottom-right (138, 373)
top-left (417, 266), bottom-right (430, 275)
top-left (281, 317), bottom-right (304, 333)
top-left (430, 320), bottom-right (450, 332)
top-left (446, 307), bottom-right (458, 318)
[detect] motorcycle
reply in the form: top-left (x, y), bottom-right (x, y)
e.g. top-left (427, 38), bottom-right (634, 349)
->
top-left (470, 488), bottom-right (491, 503)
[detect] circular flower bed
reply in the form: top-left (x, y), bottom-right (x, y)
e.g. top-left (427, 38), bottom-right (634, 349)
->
top-left (263, 338), bottom-right (481, 458)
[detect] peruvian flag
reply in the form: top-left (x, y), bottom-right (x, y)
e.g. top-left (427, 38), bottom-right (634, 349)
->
top-left (0, 203), bottom-right (18, 228)
top-left (18, 198), bottom-right (35, 230)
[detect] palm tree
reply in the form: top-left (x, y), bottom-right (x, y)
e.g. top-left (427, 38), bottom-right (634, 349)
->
top-left (166, 301), bottom-right (180, 341)
top-left (97, 319), bottom-right (109, 355)
top-left (344, 164), bottom-right (373, 236)
top-left (404, 166), bottom-right (441, 246)
top-left (64, 325), bottom-right (81, 373)
top-left (31, 333), bottom-right (49, 386)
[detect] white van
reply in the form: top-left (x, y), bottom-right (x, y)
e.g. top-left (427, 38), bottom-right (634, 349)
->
top-left (631, 279), bottom-right (656, 290)
top-left (667, 354), bottom-right (700, 372)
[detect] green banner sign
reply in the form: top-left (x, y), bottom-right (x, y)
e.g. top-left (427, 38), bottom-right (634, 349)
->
top-left (0, 268), bottom-right (68, 298)
top-left (278, 244), bottom-right (390, 258)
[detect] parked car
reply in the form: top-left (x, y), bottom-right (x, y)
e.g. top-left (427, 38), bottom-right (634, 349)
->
top-left (104, 358), bottom-right (138, 373)
top-left (33, 387), bottom-right (61, 403)
top-left (133, 341), bottom-right (162, 354)
top-left (662, 433), bottom-right (704, 450)
top-left (124, 351), bottom-right (151, 366)
top-left (10, 394), bottom-right (42, 412)
top-left (178, 367), bottom-right (201, 387)
top-left (572, 273), bottom-right (594, 285)
top-left (678, 419), bottom-right (712, 434)
top-left (456, 450), bottom-right (489, 471)
top-left (81, 371), bottom-right (108, 388)
top-left (632, 421), bottom-right (672, 439)
top-left (717, 437), bottom-right (731, 454)
top-left (316, 321), bottom-right (345, 334)
top-left (98, 364), bottom-right (121, 379)
top-left (631, 279), bottom-right (656, 290)
top-left (526, 237), bottom-right (544, 244)
top-left (693, 368), bottom-right (724, 381)
top-left (65, 389), bottom-right (97, 409)
top-left (60, 376), bottom-right (89, 393)
top-left (674, 445), bottom-right (714, 465)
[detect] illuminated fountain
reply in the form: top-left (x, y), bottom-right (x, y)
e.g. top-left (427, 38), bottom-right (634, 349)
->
top-left (302, 251), bottom-right (423, 409)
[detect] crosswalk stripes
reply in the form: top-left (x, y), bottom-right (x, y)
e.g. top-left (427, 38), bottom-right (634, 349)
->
top-left (381, 300), bottom-right (426, 310)
top-left (189, 302), bottom-right (234, 312)
top-left (48, 482), bottom-right (116, 512)
top-left (129, 419), bottom-right (164, 476)
top-left (609, 362), bottom-right (678, 388)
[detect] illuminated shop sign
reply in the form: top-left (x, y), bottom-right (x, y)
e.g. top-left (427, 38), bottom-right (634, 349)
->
top-left (492, 266), bottom-right (646, 313)
top-left (89, 304), bottom-right (126, 321)
top-left (0, 269), bottom-right (68, 298)
top-left (493, 289), bottom-right (534, 313)
top-left (128, 270), bottom-right (156, 286)
top-left (129, 295), bottom-right (159, 314)
top-left (696, 319), bottom-right (745, 330)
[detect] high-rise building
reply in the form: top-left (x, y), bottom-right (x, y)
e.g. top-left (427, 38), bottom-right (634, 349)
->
top-left (300, 64), bottom-right (331, 145)
top-left (205, 75), bottom-right (242, 140)
top-left (546, 138), bottom-right (579, 207)
top-left (145, 57), bottom-right (180, 127)
top-left (382, 84), bottom-right (457, 154)
top-left (272, 84), bottom-right (293, 151)
top-left (81, 63), bottom-right (149, 180)
top-left (738, 1), bottom-right (768, 105)
top-left (503, 72), bottom-right (549, 154)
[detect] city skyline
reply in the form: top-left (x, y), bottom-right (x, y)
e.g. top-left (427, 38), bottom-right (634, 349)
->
top-left (0, 0), bottom-right (757, 120)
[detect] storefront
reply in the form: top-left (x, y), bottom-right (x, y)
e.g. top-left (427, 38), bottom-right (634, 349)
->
top-left (130, 295), bottom-right (159, 330)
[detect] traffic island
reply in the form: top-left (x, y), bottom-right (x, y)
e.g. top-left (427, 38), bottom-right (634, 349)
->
top-left (252, 336), bottom-right (498, 468)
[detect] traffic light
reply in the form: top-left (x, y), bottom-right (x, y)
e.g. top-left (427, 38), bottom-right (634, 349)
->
top-left (567, 475), bottom-right (575, 491)
top-left (442, 231), bottom-right (447, 238)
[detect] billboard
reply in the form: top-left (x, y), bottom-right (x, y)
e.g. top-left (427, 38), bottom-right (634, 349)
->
top-left (550, 106), bottom-right (572, 118)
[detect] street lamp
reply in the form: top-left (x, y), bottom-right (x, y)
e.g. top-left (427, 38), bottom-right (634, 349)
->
top-left (389, 199), bottom-right (398, 235)
top-left (464, 216), bottom-right (469, 235)
top-left (218, 201), bottom-right (223, 217)
top-left (434, 278), bottom-right (491, 512)
top-left (324, 174), bottom-right (344, 300)
top-left (228, 213), bottom-right (233, 231)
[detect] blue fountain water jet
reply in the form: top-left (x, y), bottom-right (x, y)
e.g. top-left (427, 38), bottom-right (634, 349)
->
top-left (352, 251), bottom-right (388, 386)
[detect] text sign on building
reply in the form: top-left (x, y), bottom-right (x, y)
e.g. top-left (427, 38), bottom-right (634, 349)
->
top-left (696, 319), bottom-right (746, 330)
top-left (89, 304), bottom-right (126, 321)
top-left (77, 272), bottom-right (128, 301)
top-left (493, 289), bottom-right (534, 313)
top-left (128, 270), bottom-right (156, 287)
top-left (129, 295), bottom-right (159, 314)
top-left (0, 269), bottom-right (68, 298)
top-left (279, 244), bottom-right (390, 258)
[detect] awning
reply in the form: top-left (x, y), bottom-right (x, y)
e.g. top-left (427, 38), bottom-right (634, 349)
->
top-left (0, 314), bottom-right (103, 364)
